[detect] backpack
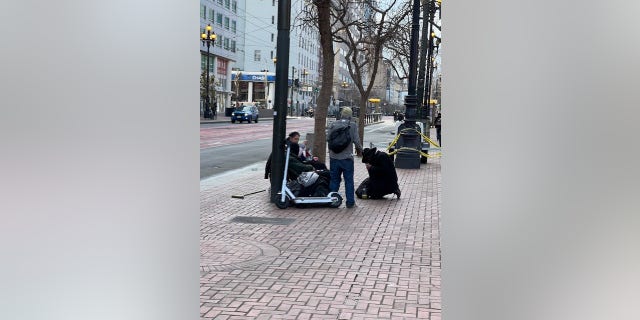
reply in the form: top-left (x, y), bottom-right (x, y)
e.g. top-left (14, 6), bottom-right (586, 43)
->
top-left (328, 123), bottom-right (351, 153)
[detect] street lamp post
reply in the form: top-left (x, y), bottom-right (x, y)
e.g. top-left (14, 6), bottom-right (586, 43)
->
top-left (393, 0), bottom-right (422, 169)
top-left (289, 66), bottom-right (296, 117)
top-left (302, 69), bottom-right (309, 116)
top-left (201, 24), bottom-right (217, 119)
top-left (339, 81), bottom-right (349, 118)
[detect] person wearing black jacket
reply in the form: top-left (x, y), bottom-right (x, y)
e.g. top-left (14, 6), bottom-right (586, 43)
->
top-left (357, 147), bottom-right (401, 199)
top-left (264, 132), bottom-right (325, 180)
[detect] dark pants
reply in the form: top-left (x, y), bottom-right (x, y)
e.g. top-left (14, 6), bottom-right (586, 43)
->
top-left (329, 157), bottom-right (355, 206)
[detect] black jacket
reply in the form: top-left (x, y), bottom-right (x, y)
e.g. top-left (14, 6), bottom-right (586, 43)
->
top-left (362, 147), bottom-right (399, 198)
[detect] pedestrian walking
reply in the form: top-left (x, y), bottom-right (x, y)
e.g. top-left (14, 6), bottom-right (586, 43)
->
top-left (434, 112), bottom-right (442, 146)
top-left (326, 107), bottom-right (363, 208)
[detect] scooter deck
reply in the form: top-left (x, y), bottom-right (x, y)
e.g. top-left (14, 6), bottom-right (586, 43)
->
top-left (293, 196), bottom-right (339, 204)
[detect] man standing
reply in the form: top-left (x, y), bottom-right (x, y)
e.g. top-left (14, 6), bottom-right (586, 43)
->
top-left (327, 107), bottom-right (363, 208)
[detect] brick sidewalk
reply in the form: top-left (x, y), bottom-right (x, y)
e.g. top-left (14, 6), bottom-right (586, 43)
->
top-left (201, 154), bottom-right (441, 319)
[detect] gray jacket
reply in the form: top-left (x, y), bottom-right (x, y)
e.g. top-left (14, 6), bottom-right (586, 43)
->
top-left (327, 118), bottom-right (363, 160)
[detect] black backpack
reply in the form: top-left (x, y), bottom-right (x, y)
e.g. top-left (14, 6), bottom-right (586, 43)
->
top-left (328, 123), bottom-right (351, 153)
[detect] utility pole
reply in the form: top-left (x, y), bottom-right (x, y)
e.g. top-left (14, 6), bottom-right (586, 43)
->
top-left (270, 0), bottom-right (291, 202)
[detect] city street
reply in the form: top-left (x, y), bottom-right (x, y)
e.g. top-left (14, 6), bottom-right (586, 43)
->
top-left (200, 117), bottom-right (398, 179)
top-left (200, 118), bottom-right (317, 179)
top-left (200, 116), bottom-right (442, 319)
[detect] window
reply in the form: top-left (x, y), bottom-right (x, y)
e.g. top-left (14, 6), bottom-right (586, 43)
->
top-left (224, 17), bottom-right (229, 29)
top-left (271, 33), bottom-right (274, 42)
top-left (201, 54), bottom-right (214, 72)
top-left (216, 36), bottom-right (222, 47)
top-left (224, 38), bottom-right (230, 50)
top-left (217, 0), bottom-right (223, 4)
top-left (270, 51), bottom-right (274, 59)
top-left (200, 4), bottom-right (206, 19)
top-left (254, 50), bottom-right (261, 62)
top-left (232, 1), bottom-right (237, 13)
top-left (272, 16), bottom-right (274, 24)
top-left (273, 0), bottom-right (276, 6)
top-left (231, 20), bottom-right (236, 33)
top-left (209, 9), bottom-right (214, 22)
top-left (225, 0), bottom-right (230, 9)
top-left (216, 13), bottom-right (223, 26)
top-left (231, 40), bottom-right (236, 52)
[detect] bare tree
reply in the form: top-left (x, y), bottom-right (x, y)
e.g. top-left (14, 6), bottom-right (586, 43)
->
top-left (383, 11), bottom-right (412, 81)
top-left (331, 0), bottom-right (411, 148)
top-left (299, 0), bottom-right (411, 159)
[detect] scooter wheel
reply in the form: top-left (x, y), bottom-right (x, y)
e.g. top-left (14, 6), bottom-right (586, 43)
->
top-left (275, 193), bottom-right (290, 209)
top-left (328, 192), bottom-right (343, 208)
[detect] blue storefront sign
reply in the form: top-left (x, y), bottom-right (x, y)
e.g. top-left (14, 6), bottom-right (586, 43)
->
top-left (232, 73), bottom-right (277, 82)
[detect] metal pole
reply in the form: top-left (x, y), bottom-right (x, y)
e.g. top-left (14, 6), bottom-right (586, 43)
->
top-left (394, 0), bottom-right (422, 169)
top-left (404, 0), bottom-right (421, 123)
top-left (206, 44), bottom-right (210, 119)
top-left (416, 0), bottom-right (432, 121)
top-left (289, 66), bottom-right (295, 117)
top-left (270, 0), bottom-right (292, 202)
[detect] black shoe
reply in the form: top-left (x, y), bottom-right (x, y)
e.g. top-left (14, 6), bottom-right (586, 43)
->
top-left (346, 203), bottom-right (355, 208)
top-left (394, 188), bottom-right (401, 199)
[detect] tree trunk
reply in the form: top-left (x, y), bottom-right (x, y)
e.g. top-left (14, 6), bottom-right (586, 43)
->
top-left (313, 0), bottom-right (334, 163)
top-left (357, 98), bottom-right (367, 154)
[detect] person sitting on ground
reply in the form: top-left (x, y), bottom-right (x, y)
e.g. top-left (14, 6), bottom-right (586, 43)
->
top-left (356, 147), bottom-right (401, 199)
top-left (265, 132), bottom-right (317, 180)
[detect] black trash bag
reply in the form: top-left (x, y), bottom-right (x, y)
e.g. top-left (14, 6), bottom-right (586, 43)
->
top-left (286, 180), bottom-right (302, 197)
top-left (356, 178), bottom-right (370, 199)
top-left (298, 175), bottom-right (330, 197)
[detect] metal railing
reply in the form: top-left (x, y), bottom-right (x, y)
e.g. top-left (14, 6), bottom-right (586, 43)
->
top-left (365, 113), bottom-right (383, 125)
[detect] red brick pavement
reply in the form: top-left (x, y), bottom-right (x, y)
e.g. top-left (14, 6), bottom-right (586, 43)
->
top-left (201, 153), bottom-right (441, 319)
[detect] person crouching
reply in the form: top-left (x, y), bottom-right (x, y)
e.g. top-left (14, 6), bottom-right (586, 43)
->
top-left (356, 147), bottom-right (401, 199)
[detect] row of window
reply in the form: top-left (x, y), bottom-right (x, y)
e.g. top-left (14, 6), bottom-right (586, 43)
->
top-left (201, 0), bottom-right (236, 13)
top-left (200, 5), bottom-right (237, 33)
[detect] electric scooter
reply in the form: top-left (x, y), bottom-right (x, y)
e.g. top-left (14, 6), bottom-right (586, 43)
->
top-left (275, 142), bottom-right (343, 209)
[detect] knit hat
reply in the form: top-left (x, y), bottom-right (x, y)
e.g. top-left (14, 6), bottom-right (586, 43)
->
top-left (341, 107), bottom-right (353, 118)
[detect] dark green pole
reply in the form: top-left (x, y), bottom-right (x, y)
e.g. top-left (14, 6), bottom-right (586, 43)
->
top-left (394, 0), bottom-right (423, 169)
top-left (404, 0), bottom-right (421, 124)
top-left (270, 0), bottom-right (291, 202)
top-left (416, 0), bottom-right (431, 122)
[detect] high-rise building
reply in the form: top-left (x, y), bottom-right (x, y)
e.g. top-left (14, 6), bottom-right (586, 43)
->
top-left (200, 0), bottom-right (241, 115)
top-left (232, 0), bottom-right (321, 115)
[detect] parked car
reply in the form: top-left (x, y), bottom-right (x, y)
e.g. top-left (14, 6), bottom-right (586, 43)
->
top-left (231, 105), bottom-right (259, 123)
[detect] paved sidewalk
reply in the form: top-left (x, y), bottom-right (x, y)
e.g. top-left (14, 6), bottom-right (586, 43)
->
top-left (200, 149), bottom-right (442, 319)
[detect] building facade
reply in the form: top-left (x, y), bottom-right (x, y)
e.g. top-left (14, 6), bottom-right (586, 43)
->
top-left (200, 0), bottom-right (241, 115)
top-left (231, 0), bottom-right (321, 116)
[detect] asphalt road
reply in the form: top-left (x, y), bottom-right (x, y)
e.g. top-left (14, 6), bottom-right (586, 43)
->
top-left (200, 117), bottom-right (400, 180)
